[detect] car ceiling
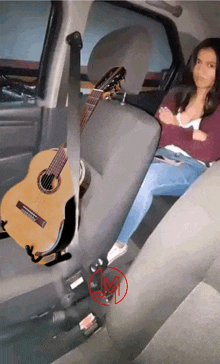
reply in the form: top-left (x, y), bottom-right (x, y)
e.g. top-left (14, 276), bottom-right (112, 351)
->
top-left (128, 1), bottom-right (220, 61)
top-left (32, 0), bottom-right (220, 107)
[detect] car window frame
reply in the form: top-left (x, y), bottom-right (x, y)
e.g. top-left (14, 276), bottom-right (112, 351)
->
top-left (106, 0), bottom-right (185, 91)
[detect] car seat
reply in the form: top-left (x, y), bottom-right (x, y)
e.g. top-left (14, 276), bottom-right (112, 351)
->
top-left (58, 160), bottom-right (220, 364)
top-left (105, 160), bottom-right (220, 363)
top-left (65, 25), bottom-right (161, 272)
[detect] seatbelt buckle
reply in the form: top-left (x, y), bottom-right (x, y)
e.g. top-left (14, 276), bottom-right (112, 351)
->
top-left (79, 313), bottom-right (99, 337)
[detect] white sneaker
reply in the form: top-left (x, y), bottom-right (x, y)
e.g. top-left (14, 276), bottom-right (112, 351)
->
top-left (107, 241), bottom-right (128, 265)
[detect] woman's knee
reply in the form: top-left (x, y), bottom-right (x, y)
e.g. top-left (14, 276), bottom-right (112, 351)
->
top-left (141, 162), bottom-right (167, 190)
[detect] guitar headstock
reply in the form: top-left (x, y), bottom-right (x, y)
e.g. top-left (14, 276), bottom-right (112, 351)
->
top-left (94, 67), bottom-right (126, 93)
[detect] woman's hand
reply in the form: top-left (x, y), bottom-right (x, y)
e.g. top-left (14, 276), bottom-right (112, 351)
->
top-left (158, 107), bottom-right (178, 125)
top-left (193, 130), bottom-right (208, 141)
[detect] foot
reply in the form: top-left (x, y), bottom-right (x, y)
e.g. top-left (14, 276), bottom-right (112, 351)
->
top-left (107, 241), bottom-right (128, 265)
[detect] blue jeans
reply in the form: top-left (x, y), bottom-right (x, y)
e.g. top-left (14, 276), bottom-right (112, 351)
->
top-left (118, 148), bottom-right (207, 243)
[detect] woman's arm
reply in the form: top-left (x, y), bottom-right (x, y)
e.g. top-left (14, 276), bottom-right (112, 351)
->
top-left (171, 128), bottom-right (220, 163)
top-left (159, 123), bottom-right (194, 148)
top-left (158, 107), bottom-right (179, 125)
top-left (155, 91), bottom-right (177, 120)
top-left (193, 130), bottom-right (208, 141)
top-left (155, 91), bottom-right (194, 148)
top-left (159, 114), bottom-right (220, 163)
top-left (155, 92), bottom-right (220, 163)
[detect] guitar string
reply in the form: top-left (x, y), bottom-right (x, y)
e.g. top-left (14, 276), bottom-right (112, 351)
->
top-left (32, 90), bottom-right (100, 250)
top-left (28, 152), bottom-right (67, 254)
top-left (83, 90), bottom-right (102, 115)
top-left (46, 150), bottom-right (67, 190)
top-left (40, 88), bottom-right (107, 190)
top-left (36, 152), bottom-right (67, 247)
top-left (41, 89), bottom-right (102, 191)
top-left (33, 75), bottom-right (121, 251)
top-left (34, 151), bottom-right (66, 253)
top-left (42, 149), bottom-right (67, 191)
top-left (36, 149), bottom-right (66, 236)
top-left (80, 101), bottom-right (99, 132)
top-left (44, 150), bottom-right (61, 188)
top-left (41, 90), bottom-right (102, 191)
top-left (29, 152), bottom-right (65, 254)
top-left (80, 90), bottom-right (103, 132)
top-left (80, 98), bottom-right (96, 132)
top-left (49, 149), bottom-right (66, 178)
top-left (34, 88), bottom-right (114, 250)
top-left (80, 102), bottom-right (97, 131)
top-left (26, 153), bottom-right (66, 251)
top-left (42, 70), bottom-right (123, 188)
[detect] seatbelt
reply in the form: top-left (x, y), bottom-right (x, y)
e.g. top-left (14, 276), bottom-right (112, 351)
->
top-left (66, 32), bottom-right (83, 243)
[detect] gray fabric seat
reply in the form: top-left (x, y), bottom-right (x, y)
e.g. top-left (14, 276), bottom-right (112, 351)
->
top-left (87, 26), bottom-right (153, 95)
top-left (69, 26), bottom-right (161, 269)
top-left (105, 160), bottom-right (220, 363)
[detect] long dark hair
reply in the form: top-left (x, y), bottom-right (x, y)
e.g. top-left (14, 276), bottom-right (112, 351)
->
top-left (175, 38), bottom-right (220, 117)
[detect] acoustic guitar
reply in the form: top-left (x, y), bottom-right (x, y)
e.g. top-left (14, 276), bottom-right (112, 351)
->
top-left (0, 66), bottom-right (126, 265)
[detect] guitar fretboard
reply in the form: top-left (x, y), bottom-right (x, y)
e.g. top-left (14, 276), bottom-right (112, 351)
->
top-left (80, 89), bottom-right (103, 133)
top-left (45, 90), bottom-right (103, 179)
top-left (46, 148), bottom-right (68, 178)
top-left (43, 68), bottom-right (124, 180)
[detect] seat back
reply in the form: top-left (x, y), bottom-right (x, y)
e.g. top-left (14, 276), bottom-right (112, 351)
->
top-left (106, 161), bottom-right (220, 361)
top-left (134, 252), bottom-right (220, 363)
top-left (88, 26), bottom-right (153, 95)
top-left (74, 26), bottom-right (160, 267)
top-left (79, 101), bottom-right (159, 266)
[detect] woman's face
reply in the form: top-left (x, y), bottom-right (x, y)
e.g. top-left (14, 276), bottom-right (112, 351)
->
top-left (193, 47), bottom-right (217, 90)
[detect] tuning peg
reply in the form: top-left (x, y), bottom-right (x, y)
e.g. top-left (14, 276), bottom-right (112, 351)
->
top-left (120, 92), bottom-right (127, 106)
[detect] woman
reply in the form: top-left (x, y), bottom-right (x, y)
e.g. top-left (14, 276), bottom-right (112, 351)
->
top-left (108, 38), bottom-right (220, 263)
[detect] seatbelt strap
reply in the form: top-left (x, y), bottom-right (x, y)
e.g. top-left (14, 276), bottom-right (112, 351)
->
top-left (66, 32), bottom-right (83, 240)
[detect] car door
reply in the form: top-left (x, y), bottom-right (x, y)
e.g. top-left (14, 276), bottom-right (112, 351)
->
top-left (0, 1), bottom-right (92, 363)
top-left (0, 1), bottom-right (64, 204)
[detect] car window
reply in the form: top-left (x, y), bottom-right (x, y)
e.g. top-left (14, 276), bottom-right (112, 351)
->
top-left (0, 0), bottom-right (51, 107)
top-left (81, 1), bottom-right (173, 95)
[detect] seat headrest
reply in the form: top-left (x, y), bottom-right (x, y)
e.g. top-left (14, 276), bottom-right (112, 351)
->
top-left (88, 26), bottom-right (152, 94)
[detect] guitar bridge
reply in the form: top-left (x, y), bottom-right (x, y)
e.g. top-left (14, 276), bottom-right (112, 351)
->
top-left (16, 201), bottom-right (47, 228)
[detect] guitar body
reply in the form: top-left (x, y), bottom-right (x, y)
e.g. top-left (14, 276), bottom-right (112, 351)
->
top-left (1, 149), bottom-right (75, 258)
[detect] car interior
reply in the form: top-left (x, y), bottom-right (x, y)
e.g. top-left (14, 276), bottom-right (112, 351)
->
top-left (1, 1), bottom-right (220, 363)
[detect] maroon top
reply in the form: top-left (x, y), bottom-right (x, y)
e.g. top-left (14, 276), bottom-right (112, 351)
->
top-left (155, 92), bottom-right (220, 164)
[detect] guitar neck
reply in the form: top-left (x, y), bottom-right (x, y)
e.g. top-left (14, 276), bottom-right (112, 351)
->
top-left (45, 90), bottom-right (103, 177)
top-left (80, 89), bottom-right (103, 134)
top-left (46, 148), bottom-right (68, 178)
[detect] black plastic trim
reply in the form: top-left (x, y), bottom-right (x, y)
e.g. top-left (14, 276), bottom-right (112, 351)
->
top-left (37, 1), bottom-right (63, 99)
top-left (0, 67), bottom-right (39, 78)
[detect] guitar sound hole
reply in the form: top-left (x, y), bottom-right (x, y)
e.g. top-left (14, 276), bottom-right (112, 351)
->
top-left (38, 170), bottom-right (61, 194)
top-left (41, 173), bottom-right (54, 190)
